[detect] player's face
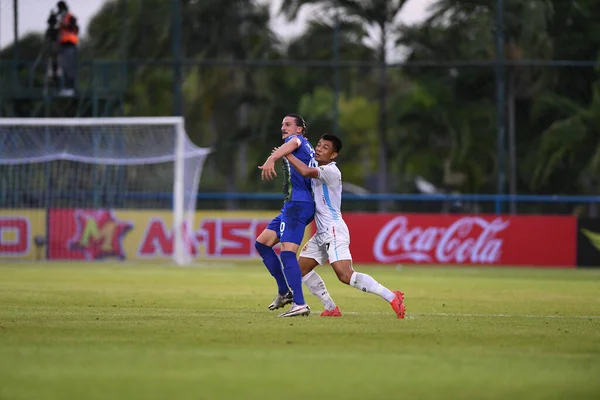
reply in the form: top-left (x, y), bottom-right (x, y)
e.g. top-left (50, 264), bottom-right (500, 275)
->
top-left (314, 139), bottom-right (337, 164)
top-left (281, 117), bottom-right (302, 140)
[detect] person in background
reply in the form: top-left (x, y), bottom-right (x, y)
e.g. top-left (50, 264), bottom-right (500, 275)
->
top-left (55, 1), bottom-right (79, 95)
top-left (44, 10), bottom-right (60, 87)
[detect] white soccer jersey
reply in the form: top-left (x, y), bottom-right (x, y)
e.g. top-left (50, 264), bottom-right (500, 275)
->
top-left (312, 162), bottom-right (343, 233)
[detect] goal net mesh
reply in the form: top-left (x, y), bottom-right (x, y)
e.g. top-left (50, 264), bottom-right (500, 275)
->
top-left (0, 117), bottom-right (210, 265)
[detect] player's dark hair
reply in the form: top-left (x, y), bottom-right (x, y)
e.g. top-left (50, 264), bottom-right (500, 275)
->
top-left (320, 134), bottom-right (342, 153)
top-left (285, 113), bottom-right (307, 135)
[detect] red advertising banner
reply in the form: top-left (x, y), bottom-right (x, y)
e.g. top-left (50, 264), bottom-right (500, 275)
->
top-left (47, 209), bottom-right (313, 261)
top-left (48, 209), bottom-right (133, 260)
top-left (344, 213), bottom-right (577, 267)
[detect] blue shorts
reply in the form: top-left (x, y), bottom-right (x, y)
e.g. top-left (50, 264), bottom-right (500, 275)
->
top-left (266, 201), bottom-right (315, 245)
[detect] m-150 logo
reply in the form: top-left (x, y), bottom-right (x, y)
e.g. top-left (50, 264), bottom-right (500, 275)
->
top-left (68, 210), bottom-right (133, 259)
top-left (138, 218), bottom-right (273, 258)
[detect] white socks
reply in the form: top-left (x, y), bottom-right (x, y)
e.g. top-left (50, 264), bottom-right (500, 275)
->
top-left (302, 270), bottom-right (396, 308)
top-left (302, 270), bottom-right (337, 311)
top-left (350, 272), bottom-right (396, 302)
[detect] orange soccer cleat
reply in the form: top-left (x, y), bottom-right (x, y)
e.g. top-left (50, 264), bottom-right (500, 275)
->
top-left (320, 306), bottom-right (342, 317)
top-left (390, 291), bottom-right (406, 319)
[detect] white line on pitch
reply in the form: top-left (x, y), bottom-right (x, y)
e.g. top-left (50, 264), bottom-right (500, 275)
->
top-left (8, 305), bottom-right (597, 320)
top-left (206, 309), bottom-right (600, 319)
top-left (342, 312), bottom-right (600, 319)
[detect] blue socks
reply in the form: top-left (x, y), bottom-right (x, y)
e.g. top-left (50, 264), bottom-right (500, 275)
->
top-left (255, 242), bottom-right (289, 295)
top-left (255, 243), bottom-right (307, 305)
top-left (280, 250), bottom-right (306, 305)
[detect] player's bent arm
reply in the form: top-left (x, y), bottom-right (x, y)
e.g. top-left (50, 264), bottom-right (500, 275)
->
top-left (285, 153), bottom-right (319, 178)
top-left (266, 137), bottom-right (301, 163)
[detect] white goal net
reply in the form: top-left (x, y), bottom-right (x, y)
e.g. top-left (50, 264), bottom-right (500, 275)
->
top-left (0, 117), bottom-right (210, 266)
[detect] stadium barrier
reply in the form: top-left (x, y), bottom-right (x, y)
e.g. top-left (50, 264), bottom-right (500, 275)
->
top-left (0, 208), bottom-right (597, 267)
top-left (345, 213), bottom-right (576, 267)
top-left (46, 209), bottom-right (313, 261)
top-left (1, 209), bottom-right (312, 262)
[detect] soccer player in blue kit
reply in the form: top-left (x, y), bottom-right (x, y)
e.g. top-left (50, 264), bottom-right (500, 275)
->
top-left (256, 114), bottom-right (316, 317)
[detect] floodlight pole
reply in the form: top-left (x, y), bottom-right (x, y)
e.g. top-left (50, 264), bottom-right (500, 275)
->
top-left (13, 0), bottom-right (19, 62)
top-left (332, 5), bottom-right (340, 136)
top-left (171, 0), bottom-right (183, 117)
top-left (120, 0), bottom-right (128, 115)
top-left (495, 0), bottom-right (506, 215)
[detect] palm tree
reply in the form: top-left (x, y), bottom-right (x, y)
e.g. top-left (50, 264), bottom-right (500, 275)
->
top-left (400, 0), bottom-right (553, 206)
top-left (281, 0), bottom-right (410, 204)
top-left (285, 14), bottom-right (376, 137)
top-left (398, 1), bottom-right (497, 195)
top-left (529, 83), bottom-right (600, 200)
top-left (86, 0), bottom-right (278, 203)
top-left (502, 1), bottom-right (553, 212)
top-left (180, 0), bottom-right (277, 206)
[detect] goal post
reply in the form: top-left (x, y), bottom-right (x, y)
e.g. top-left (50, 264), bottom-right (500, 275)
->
top-left (0, 117), bottom-right (210, 266)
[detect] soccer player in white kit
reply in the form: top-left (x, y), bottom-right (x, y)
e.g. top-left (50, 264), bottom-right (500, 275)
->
top-left (284, 134), bottom-right (406, 318)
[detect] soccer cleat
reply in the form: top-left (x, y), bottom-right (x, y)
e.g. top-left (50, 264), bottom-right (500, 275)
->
top-left (268, 291), bottom-right (293, 310)
top-left (320, 306), bottom-right (342, 317)
top-left (278, 303), bottom-right (310, 317)
top-left (390, 291), bottom-right (406, 319)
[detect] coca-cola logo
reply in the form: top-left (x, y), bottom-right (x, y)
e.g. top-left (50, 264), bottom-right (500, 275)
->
top-left (373, 216), bottom-right (510, 264)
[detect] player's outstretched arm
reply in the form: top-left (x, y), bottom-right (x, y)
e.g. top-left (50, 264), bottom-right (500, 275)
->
top-left (269, 137), bottom-right (301, 162)
top-left (285, 153), bottom-right (319, 178)
top-left (258, 137), bottom-right (301, 181)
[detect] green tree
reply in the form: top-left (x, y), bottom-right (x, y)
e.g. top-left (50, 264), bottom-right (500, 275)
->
top-left (398, 2), bottom-right (496, 194)
top-left (0, 33), bottom-right (48, 117)
top-left (298, 87), bottom-right (378, 186)
top-left (523, 0), bottom-right (600, 201)
top-left (399, 0), bottom-right (554, 202)
top-left (282, 0), bottom-right (411, 200)
top-left (528, 81), bottom-right (600, 197)
top-left (284, 14), bottom-right (378, 187)
top-left (86, 0), bottom-right (279, 202)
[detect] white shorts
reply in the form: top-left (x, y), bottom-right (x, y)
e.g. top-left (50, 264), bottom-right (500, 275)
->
top-left (299, 221), bottom-right (352, 265)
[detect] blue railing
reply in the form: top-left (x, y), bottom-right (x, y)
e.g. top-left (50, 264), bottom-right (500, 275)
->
top-left (193, 193), bottom-right (600, 214)
top-left (17, 191), bottom-right (598, 215)
top-left (36, 191), bottom-right (600, 203)
top-left (189, 193), bottom-right (600, 203)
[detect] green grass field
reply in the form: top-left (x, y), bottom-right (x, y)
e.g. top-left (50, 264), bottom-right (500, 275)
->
top-left (1, 263), bottom-right (599, 400)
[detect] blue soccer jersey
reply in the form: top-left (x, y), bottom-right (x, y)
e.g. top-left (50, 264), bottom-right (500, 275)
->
top-left (281, 135), bottom-right (315, 203)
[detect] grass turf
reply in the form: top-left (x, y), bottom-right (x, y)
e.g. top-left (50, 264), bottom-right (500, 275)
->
top-left (0, 263), bottom-right (599, 400)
